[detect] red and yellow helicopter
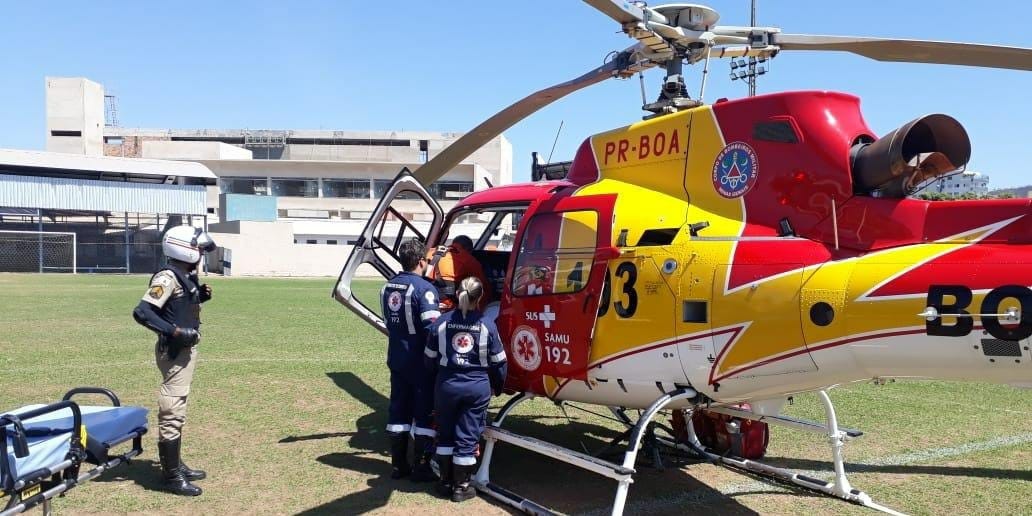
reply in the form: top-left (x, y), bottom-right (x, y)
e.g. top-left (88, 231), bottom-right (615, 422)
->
top-left (334, 2), bottom-right (1032, 514)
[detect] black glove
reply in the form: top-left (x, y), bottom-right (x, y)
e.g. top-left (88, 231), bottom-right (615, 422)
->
top-left (199, 284), bottom-right (213, 303)
top-left (168, 327), bottom-right (200, 348)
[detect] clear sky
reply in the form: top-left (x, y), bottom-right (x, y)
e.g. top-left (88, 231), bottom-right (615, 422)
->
top-left (1, 1), bottom-right (1029, 186)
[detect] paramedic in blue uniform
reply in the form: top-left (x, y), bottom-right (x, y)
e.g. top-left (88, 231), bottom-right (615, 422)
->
top-left (380, 239), bottom-right (441, 482)
top-left (424, 276), bottom-right (507, 502)
top-left (131, 225), bottom-right (215, 497)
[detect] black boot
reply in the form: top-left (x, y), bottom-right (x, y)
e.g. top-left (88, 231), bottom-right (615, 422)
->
top-left (158, 439), bottom-right (202, 496)
top-left (451, 462), bottom-right (477, 503)
top-left (435, 455), bottom-right (454, 498)
top-left (180, 459), bottom-right (206, 481)
top-left (409, 436), bottom-right (438, 483)
top-left (389, 432), bottom-right (411, 479)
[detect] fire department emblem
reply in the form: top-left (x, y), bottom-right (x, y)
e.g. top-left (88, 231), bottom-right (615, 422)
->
top-left (452, 332), bottom-right (475, 354)
top-left (712, 142), bottom-right (759, 199)
top-left (512, 325), bottom-right (542, 372)
top-left (387, 291), bottom-right (403, 312)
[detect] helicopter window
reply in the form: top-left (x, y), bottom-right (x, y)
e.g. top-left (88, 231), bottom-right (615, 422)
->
top-left (753, 120), bottom-right (799, 144)
top-left (512, 210), bottom-right (599, 297)
top-left (441, 208), bottom-right (525, 252)
top-left (636, 228), bottom-right (679, 246)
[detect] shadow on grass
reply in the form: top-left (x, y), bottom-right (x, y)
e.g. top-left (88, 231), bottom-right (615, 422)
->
top-left (762, 456), bottom-right (1032, 481)
top-left (91, 458), bottom-right (167, 493)
top-left (296, 452), bottom-right (445, 515)
top-left (283, 372), bottom-right (759, 515)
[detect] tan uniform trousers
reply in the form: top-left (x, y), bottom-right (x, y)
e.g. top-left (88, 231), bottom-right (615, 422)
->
top-left (156, 342), bottom-right (198, 442)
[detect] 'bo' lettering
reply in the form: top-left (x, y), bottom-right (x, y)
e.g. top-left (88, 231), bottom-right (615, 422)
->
top-left (926, 284), bottom-right (1032, 341)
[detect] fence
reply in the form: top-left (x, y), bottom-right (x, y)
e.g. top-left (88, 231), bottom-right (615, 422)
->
top-left (0, 230), bottom-right (77, 273)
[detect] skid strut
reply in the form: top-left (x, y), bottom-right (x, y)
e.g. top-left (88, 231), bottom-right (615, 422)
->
top-left (679, 390), bottom-right (905, 516)
top-left (475, 388), bottom-right (698, 516)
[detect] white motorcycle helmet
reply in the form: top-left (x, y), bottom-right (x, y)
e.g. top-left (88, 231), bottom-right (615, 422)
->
top-left (162, 225), bottom-right (217, 264)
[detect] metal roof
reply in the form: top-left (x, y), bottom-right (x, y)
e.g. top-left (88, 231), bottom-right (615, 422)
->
top-left (0, 148), bottom-right (216, 183)
top-left (0, 174), bottom-right (208, 215)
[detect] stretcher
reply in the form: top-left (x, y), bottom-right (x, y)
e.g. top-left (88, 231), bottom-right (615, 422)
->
top-left (1, 388), bottom-right (147, 516)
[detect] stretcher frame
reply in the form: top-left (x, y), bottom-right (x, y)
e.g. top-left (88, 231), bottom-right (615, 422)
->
top-left (0, 387), bottom-right (146, 516)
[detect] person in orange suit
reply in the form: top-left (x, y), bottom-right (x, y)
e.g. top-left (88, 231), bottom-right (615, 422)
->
top-left (425, 235), bottom-right (492, 311)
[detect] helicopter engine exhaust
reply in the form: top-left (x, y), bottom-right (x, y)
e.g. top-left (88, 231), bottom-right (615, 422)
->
top-left (850, 114), bottom-right (971, 197)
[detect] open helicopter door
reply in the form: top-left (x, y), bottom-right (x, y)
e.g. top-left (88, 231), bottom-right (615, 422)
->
top-left (332, 169), bottom-right (444, 334)
top-left (505, 193), bottom-right (617, 386)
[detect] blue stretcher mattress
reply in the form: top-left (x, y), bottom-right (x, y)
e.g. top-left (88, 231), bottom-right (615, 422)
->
top-left (2, 405), bottom-right (148, 487)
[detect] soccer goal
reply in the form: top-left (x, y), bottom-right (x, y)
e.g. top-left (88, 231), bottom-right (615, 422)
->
top-left (0, 230), bottom-right (77, 273)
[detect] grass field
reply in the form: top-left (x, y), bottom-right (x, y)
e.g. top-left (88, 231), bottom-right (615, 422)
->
top-left (1, 273), bottom-right (1029, 515)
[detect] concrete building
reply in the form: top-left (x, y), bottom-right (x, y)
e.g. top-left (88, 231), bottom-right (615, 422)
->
top-left (45, 78), bottom-right (106, 157)
top-left (0, 148), bottom-right (216, 273)
top-left (42, 76), bottom-right (513, 276)
top-left (923, 171), bottom-right (991, 197)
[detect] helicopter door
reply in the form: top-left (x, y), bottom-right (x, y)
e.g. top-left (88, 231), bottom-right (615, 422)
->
top-left (332, 169), bottom-right (444, 335)
top-left (505, 194), bottom-right (617, 382)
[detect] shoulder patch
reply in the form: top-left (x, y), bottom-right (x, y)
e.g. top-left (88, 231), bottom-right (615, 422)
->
top-left (425, 291), bottom-right (436, 304)
top-left (151, 270), bottom-right (178, 288)
top-left (148, 285), bottom-right (165, 299)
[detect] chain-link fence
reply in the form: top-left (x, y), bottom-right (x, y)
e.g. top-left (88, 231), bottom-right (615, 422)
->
top-left (76, 242), bottom-right (165, 273)
top-left (0, 211), bottom-right (194, 274)
top-left (0, 230), bottom-right (76, 273)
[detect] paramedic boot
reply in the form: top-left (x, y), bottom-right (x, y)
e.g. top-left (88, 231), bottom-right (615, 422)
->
top-left (158, 439), bottom-right (202, 496)
top-left (389, 432), bottom-right (411, 480)
top-left (450, 463), bottom-right (477, 503)
top-left (409, 436), bottom-right (438, 483)
top-left (435, 455), bottom-right (453, 498)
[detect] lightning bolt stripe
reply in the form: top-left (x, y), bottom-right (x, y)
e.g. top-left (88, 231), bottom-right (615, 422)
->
top-left (855, 215), bottom-right (1023, 301)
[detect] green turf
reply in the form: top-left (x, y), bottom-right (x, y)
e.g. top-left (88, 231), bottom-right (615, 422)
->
top-left (0, 273), bottom-right (1029, 515)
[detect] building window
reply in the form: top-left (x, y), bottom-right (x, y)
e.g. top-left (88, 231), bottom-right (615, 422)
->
top-left (373, 179), bottom-right (474, 200)
top-left (221, 177), bottom-right (269, 195)
top-left (105, 136), bottom-right (124, 145)
top-left (306, 239), bottom-right (317, 244)
top-left (327, 239), bottom-right (338, 245)
top-left (373, 179), bottom-right (420, 200)
top-left (272, 178), bottom-right (319, 197)
top-left (430, 181), bottom-right (475, 200)
top-left (322, 179), bottom-right (372, 198)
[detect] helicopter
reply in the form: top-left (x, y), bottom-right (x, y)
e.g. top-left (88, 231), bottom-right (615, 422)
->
top-left (333, 1), bottom-right (1032, 514)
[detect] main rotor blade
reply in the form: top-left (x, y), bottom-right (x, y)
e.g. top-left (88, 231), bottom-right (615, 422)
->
top-left (581, 0), bottom-right (655, 25)
top-left (413, 49), bottom-right (646, 185)
top-left (775, 34), bottom-right (1032, 71)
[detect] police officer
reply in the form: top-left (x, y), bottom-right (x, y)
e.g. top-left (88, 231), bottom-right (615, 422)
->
top-left (381, 239), bottom-right (441, 481)
top-left (424, 277), bottom-right (507, 502)
top-left (132, 225), bottom-right (215, 496)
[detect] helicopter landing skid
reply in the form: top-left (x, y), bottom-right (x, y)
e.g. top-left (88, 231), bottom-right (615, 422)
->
top-left (473, 388), bottom-right (699, 516)
top-left (651, 390), bottom-right (906, 516)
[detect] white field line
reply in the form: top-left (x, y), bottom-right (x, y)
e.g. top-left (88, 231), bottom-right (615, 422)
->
top-left (585, 432), bottom-right (1032, 515)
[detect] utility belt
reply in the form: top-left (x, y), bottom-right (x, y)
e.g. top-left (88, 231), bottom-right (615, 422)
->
top-left (158, 330), bottom-right (200, 360)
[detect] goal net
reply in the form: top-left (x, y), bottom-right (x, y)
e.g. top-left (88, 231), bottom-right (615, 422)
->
top-left (0, 230), bottom-right (77, 273)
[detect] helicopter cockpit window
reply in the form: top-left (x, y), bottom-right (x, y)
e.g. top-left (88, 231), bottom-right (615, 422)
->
top-left (512, 210), bottom-right (599, 297)
top-left (442, 209), bottom-right (525, 252)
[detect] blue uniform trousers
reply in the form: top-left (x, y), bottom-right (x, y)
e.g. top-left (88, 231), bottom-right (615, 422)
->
top-left (434, 372), bottom-right (490, 466)
top-left (388, 369), bottom-right (435, 439)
